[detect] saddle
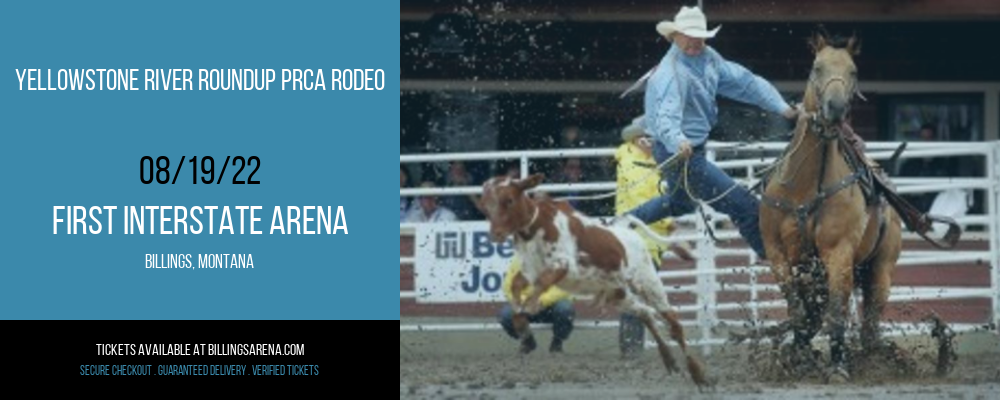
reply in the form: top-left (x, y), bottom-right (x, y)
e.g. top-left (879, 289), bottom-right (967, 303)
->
top-left (840, 124), bottom-right (962, 249)
top-left (757, 121), bottom-right (962, 250)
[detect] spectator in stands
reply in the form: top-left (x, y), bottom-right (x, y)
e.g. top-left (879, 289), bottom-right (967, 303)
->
top-left (560, 125), bottom-right (584, 148)
top-left (403, 181), bottom-right (458, 223)
top-left (498, 256), bottom-right (575, 353)
top-left (442, 161), bottom-right (483, 220)
top-left (555, 158), bottom-right (594, 214)
top-left (504, 163), bottom-right (522, 179)
top-left (615, 115), bottom-right (694, 359)
top-left (560, 158), bottom-right (584, 183)
top-left (400, 165), bottom-right (412, 222)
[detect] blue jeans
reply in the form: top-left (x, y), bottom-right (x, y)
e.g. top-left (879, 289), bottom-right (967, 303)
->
top-left (619, 312), bottom-right (645, 356)
top-left (629, 141), bottom-right (767, 259)
top-left (498, 300), bottom-right (575, 342)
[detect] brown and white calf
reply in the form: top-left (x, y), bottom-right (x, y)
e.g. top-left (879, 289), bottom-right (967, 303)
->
top-left (480, 174), bottom-right (709, 388)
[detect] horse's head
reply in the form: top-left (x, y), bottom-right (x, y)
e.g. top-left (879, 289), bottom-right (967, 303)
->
top-left (479, 173), bottom-right (545, 242)
top-left (807, 30), bottom-right (861, 126)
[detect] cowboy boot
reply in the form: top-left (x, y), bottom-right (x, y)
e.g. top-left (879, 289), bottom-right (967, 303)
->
top-left (520, 334), bottom-right (538, 354)
top-left (549, 337), bottom-right (564, 353)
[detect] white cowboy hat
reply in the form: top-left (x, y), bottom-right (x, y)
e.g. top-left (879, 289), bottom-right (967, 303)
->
top-left (656, 6), bottom-right (721, 41)
top-left (621, 115), bottom-right (648, 141)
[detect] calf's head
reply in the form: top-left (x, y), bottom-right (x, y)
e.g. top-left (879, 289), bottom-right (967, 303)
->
top-left (479, 174), bottom-right (545, 242)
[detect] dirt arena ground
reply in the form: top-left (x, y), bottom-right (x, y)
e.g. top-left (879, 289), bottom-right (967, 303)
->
top-left (400, 319), bottom-right (1000, 399)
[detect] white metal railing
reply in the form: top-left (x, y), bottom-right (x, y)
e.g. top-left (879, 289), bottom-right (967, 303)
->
top-left (400, 141), bottom-right (1000, 353)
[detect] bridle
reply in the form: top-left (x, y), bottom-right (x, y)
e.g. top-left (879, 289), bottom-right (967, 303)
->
top-left (806, 70), bottom-right (857, 141)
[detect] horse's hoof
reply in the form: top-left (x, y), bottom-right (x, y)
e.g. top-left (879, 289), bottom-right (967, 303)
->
top-left (695, 377), bottom-right (718, 393)
top-left (827, 367), bottom-right (850, 384)
top-left (662, 361), bottom-right (680, 375)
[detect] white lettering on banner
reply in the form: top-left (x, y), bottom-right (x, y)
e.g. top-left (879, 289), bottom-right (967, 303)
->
top-left (414, 222), bottom-right (516, 303)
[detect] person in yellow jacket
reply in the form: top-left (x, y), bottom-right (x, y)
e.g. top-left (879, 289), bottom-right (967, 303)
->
top-left (498, 256), bottom-right (575, 354)
top-left (615, 115), bottom-right (693, 359)
top-left (617, 116), bottom-right (680, 261)
top-left (616, 115), bottom-right (695, 264)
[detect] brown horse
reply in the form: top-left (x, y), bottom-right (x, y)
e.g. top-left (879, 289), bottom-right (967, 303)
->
top-left (759, 32), bottom-right (902, 382)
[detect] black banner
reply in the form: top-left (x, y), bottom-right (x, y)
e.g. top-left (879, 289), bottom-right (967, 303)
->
top-left (5, 321), bottom-right (353, 386)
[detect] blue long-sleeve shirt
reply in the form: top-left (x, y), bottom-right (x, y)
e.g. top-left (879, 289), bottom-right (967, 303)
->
top-left (644, 45), bottom-right (790, 153)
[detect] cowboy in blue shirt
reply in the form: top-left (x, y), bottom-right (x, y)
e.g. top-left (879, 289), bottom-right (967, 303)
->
top-left (629, 6), bottom-right (799, 259)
